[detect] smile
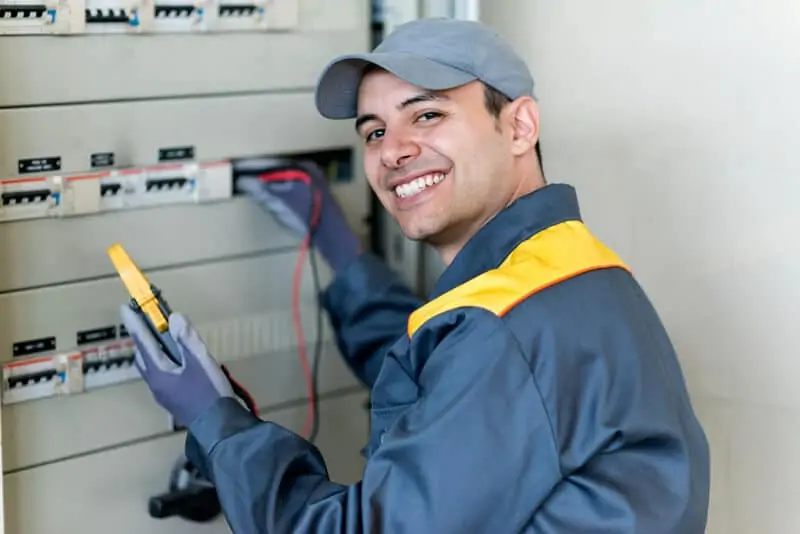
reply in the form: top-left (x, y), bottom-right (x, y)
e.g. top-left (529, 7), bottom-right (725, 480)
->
top-left (394, 172), bottom-right (447, 199)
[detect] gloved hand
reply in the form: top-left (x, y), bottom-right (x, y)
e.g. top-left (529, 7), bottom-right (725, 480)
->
top-left (234, 158), bottom-right (362, 273)
top-left (120, 305), bottom-right (234, 428)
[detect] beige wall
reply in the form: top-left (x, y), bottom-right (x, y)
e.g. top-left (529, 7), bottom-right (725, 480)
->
top-left (482, 1), bottom-right (800, 533)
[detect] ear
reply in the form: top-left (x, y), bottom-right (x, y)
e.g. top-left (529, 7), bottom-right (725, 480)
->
top-left (504, 97), bottom-right (540, 156)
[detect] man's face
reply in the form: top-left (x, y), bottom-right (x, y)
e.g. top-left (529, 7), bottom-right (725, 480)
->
top-left (355, 71), bottom-right (518, 251)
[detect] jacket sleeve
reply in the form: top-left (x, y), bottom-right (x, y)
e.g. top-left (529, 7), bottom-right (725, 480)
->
top-left (320, 252), bottom-right (423, 388)
top-left (516, 270), bottom-right (711, 533)
top-left (185, 309), bottom-right (562, 534)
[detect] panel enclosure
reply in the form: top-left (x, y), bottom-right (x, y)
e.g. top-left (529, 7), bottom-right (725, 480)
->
top-left (0, 1), bottom-right (372, 532)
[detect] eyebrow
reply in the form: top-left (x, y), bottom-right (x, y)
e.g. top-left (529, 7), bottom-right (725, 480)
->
top-left (355, 91), bottom-right (450, 132)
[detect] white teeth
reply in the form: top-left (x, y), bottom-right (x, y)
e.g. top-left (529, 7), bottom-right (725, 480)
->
top-left (394, 172), bottom-right (446, 198)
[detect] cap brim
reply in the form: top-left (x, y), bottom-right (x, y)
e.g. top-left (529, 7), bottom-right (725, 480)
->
top-left (314, 52), bottom-right (477, 120)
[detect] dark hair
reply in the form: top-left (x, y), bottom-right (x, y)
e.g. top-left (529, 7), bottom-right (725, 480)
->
top-left (483, 84), bottom-right (544, 175)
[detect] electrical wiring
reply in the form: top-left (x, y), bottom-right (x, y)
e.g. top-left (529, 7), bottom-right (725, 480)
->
top-left (257, 167), bottom-right (324, 444)
top-left (148, 163), bottom-right (327, 523)
top-left (307, 215), bottom-right (324, 444)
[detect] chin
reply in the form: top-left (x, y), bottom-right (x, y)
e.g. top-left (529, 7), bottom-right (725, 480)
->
top-left (398, 228), bottom-right (428, 242)
top-left (398, 221), bottom-right (445, 243)
top-left (391, 204), bottom-right (450, 242)
top-left (395, 221), bottom-right (427, 241)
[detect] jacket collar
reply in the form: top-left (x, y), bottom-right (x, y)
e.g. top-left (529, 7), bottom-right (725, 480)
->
top-left (429, 183), bottom-right (583, 300)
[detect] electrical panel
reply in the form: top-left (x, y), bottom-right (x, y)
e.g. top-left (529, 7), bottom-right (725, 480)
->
top-left (0, 0), bottom-right (372, 532)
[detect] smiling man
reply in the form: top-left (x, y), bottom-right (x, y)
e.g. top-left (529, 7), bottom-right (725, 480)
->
top-left (121, 18), bottom-right (711, 533)
top-left (353, 69), bottom-right (541, 264)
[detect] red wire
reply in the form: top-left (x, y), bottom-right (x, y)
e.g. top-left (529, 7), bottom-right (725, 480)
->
top-left (187, 170), bottom-right (316, 430)
top-left (259, 170), bottom-right (321, 439)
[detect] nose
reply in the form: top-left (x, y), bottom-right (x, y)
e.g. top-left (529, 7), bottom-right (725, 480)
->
top-left (380, 131), bottom-right (421, 169)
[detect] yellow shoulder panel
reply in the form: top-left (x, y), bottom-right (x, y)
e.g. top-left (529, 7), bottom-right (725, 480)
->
top-left (407, 220), bottom-right (630, 337)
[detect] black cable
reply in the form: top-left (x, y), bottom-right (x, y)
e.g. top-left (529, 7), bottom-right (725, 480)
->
top-left (306, 175), bottom-right (323, 445)
top-left (307, 241), bottom-right (323, 444)
top-left (233, 161), bottom-right (325, 443)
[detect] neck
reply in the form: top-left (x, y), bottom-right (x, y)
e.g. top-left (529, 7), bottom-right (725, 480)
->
top-left (435, 171), bottom-right (545, 266)
top-left (436, 238), bottom-right (470, 268)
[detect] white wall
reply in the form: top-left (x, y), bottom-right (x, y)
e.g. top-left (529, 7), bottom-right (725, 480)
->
top-left (482, 1), bottom-right (800, 533)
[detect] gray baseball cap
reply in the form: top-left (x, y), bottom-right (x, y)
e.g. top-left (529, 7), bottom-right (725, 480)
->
top-left (314, 17), bottom-right (535, 120)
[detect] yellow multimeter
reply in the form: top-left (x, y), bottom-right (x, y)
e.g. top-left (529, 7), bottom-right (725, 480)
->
top-left (107, 243), bottom-right (181, 363)
top-left (106, 242), bottom-right (260, 420)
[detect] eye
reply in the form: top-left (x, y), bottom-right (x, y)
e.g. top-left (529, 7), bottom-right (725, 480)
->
top-left (365, 128), bottom-right (385, 143)
top-left (416, 111), bottom-right (443, 123)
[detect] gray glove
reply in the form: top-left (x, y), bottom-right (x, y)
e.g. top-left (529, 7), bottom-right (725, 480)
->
top-left (120, 306), bottom-right (235, 428)
top-left (234, 158), bottom-right (362, 274)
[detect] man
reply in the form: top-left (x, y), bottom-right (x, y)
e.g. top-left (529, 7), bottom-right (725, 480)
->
top-left (121, 18), bottom-right (711, 533)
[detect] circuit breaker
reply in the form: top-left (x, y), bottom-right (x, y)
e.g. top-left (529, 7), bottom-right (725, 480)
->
top-left (0, 0), bottom-right (299, 34)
